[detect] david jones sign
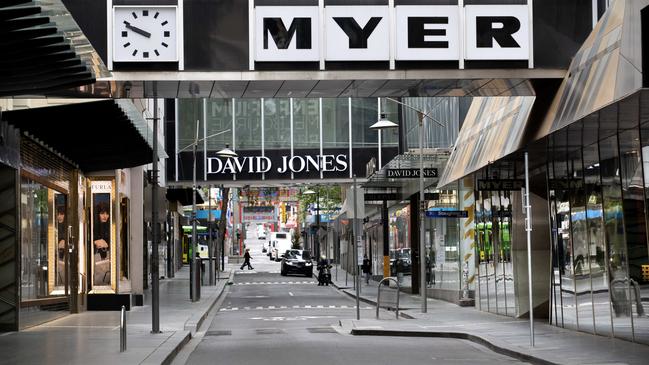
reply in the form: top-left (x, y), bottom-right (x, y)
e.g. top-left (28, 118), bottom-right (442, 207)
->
top-left (208, 154), bottom-right (348, 175)
top-left (255, 5), bottom-right (530, 62)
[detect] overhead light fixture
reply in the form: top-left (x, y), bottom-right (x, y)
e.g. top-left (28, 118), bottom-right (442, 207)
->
top-left (216, 144), bottom-right (237, 158)
top-left (369, 113), bottom-right (399, 130)
top-left (302, 189), bottom-right (316, 195)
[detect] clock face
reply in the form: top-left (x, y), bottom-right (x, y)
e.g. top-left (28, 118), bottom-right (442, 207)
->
top-left (113, 6), bottom-right (177, 62)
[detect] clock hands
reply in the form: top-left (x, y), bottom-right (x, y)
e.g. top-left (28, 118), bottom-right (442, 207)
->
top-left (123, 21), bottom-right (151, 38)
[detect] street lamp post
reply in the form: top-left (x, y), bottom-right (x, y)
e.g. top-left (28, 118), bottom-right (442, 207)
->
top-left (370, 98), bottom-right (444, 314)
top-left (179, 128), bottom-right (235, 302)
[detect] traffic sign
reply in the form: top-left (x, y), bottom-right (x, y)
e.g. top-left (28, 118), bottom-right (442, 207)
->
top-left (425, 210), bottom-right (468, 218)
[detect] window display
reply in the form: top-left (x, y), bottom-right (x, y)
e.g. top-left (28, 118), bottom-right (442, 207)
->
top-left (90, 180), bottom-right (115, 290)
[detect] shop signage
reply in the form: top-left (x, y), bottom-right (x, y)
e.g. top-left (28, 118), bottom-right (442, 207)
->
top-left (207, 153), bottom-right (348, 175)
top-left (387, 168), bottom-right (438, 178)
top-left (548, 179), bottom-right (583, 190)
top-left (364, 193), bottom-right (399, 201)
top-left (426, 209), bottom-right (468, 218)
top-left (255, 5), bottom-right (530, 62)
top-left (242, 206), bottom-right (276, 223)
top-left (477, 179), bottom-right (524, 191)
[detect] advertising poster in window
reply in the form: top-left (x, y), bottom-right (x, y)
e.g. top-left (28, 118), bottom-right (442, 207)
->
top-left (54, 193), bottom-right (67, 288)
top-left (91, 181), bottom-right (114, 290)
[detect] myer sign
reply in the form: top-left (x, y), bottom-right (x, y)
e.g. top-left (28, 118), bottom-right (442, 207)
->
top-left (255, 5), bottom-right (530, 62)
top-left (208, 153), bottom-right (348, 175)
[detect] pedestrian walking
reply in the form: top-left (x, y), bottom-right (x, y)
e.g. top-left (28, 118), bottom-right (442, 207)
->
top-left (240, 248), bottom-right (254, 270)
top-left (362, 255), bottom-right (371, 284)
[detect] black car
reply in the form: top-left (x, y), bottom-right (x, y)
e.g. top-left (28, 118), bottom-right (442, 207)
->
top-left (390, 248), bottom-right (412, 276)
top-left (280, 249), bottom-right (313, 277)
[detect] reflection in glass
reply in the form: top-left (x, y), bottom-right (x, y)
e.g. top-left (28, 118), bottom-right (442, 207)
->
top-left (600, 135), bottom-right (633, 341)
top-left (206, 99), bottom-right (233, 150)
top-left (235, 99), bottom-right (261, 150)
top-left (322, 98), bottom-right (350, 149)
top-left (583, 143), bottom-right (612, 337)
top-left (264, 99), bottom-right (291, 149)
top-left (293, 98), bottom-right (320, 149)
top-left (20, 179), bottom-right (50, 300)
top-left (569, 147), bottom-right (595, 333)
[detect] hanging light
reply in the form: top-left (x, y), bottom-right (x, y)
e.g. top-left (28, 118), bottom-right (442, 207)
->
top-left (369, 113), bottom-right (399, 130)
top-left (216, 144), bottom-right (238, 158)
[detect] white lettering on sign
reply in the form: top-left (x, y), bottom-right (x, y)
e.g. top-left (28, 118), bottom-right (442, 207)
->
top-left (207, 154), bottom-right (348, 175)
top-left (253, 4), bottom-right (531, 63)
top-left (91, 181), bottom-right (113, 193)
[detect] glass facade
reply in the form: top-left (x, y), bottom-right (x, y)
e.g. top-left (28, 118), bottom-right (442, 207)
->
top-left (546, 107), bottom-right (649, 344)
top-left (176, 97), bottom-right (451, 182)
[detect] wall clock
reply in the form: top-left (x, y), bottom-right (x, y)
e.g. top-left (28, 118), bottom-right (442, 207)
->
top-left (113, 6), bottom-right (178, 62)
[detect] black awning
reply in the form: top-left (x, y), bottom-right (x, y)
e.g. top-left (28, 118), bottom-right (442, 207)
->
top-left (1, 100), bottom-right (154, 172)
top-left (167, 188), bottom-right (204, 206)
top-left (0, 0), bottom-right (107, 97)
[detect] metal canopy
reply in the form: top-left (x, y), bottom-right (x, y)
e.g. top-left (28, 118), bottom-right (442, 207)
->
top-left (0, 0), bottom-right (109, 97)
top-left (1, 100), bottom-right (159, 172)
top-left (56, 69), bottom-right (565, 98)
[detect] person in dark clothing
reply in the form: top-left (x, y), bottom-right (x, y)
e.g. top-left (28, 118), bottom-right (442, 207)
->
top-left (362, 255), bottom-right (372, 284)
top-left (240, 248), bottom-right (254, 270)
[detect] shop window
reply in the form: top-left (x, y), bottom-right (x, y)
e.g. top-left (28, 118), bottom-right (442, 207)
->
top-left (20, 178), bottom-right (69, 300)
top-left (293, 98), bottom-right (320, 149)
top-left (90, 180), bottom-right (115, 291)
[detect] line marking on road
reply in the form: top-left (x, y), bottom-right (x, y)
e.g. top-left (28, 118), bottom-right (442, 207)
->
top-left (219, 306), bottom-right (373, 312)
top-left (289, 292), bottom-right (294, 296)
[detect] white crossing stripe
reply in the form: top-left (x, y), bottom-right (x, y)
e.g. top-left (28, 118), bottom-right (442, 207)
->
top-left (233, 281), bottom-right (316, 286)
top-left (219, 305), bottom-right (373, 312)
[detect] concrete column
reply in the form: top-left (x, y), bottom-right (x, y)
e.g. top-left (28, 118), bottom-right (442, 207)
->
top-left (130, 166), bottom-right (144, 296)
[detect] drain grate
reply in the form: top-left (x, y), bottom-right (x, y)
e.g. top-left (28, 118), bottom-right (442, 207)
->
top-left (205, 330), bottom-right (232, 336)
top-left (307, 326), bottom-right (337, 334)
top-left (256, 328), bottom-right (285, 335)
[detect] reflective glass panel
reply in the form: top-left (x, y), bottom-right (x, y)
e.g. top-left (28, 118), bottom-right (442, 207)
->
top-left (583, 143), bottom-right (612, 337)
top-left (293, 98), bottom-right (320, 149)
top-left (205, 99), bottom-right (233, 150)
top-left (235, 99), bottom-right (261, 150)
top-left (264, 99), bottom-right (291, 150)
top-left (599, 135), bottom-right (633, 340)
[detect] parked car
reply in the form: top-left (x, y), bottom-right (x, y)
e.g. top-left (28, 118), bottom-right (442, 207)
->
top-left (390, 248), bottom-right (412, 276)
top-left (281, 249), bottom-right (313, 277)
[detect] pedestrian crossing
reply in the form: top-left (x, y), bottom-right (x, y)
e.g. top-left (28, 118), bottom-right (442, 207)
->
top-left (234, 270), bottom-right (280, 274)
top-left (219, 305), bottom-right (374, 312)
top-left (233, 281), bottom-right (316, 286)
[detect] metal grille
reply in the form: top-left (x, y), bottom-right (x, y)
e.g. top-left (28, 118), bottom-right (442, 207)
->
top-left (20, 137), bottom-right (74, 192)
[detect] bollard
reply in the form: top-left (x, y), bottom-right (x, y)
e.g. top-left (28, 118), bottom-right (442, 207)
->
top-left (120, 305), bottom-right (127, 352)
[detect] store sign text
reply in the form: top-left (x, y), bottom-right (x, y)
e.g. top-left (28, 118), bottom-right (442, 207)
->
top-left (207, 154), bottom-right (348, 175)
top-left (255, 5), bottom-right (530, 62)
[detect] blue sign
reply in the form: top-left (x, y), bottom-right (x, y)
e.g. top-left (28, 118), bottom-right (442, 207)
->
top-left (426, 210), bottom-right (468, 218)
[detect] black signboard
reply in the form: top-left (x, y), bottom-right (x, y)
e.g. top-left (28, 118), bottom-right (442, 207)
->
top-left (364, 193), bottom-right (399, 201)
top-left (387, 168), bottom-right (438, 178)
top-left (477, 179), bottom-right (525, 191)
top-left (548, 179), bottom-right (583, 190)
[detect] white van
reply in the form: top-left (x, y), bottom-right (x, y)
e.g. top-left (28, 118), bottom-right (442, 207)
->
top-left (269, 232), bottom-right (292, 261)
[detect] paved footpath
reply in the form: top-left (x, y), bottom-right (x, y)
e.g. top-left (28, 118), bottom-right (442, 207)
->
top-left (0, 267), bottom-right (232, 365)
top-left (331, 266), bottom-right (649, 365)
